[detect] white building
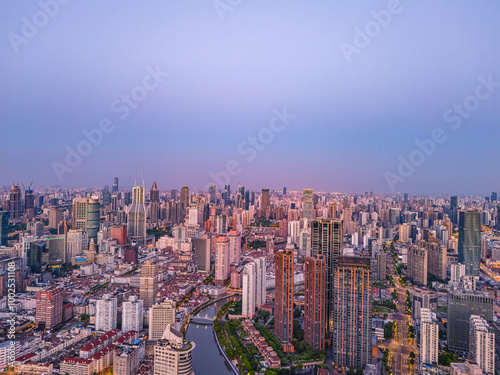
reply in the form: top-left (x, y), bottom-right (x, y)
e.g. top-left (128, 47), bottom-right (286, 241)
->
top-left (450, 263), bottom-right (466, 282)
top-left (242, 262), bottom-right (256, 317)
top-left (420, 308), bottom-right (439, 368)
top-left (96, 294), bottom-right (117, 331)
top-left (469, 315), bottom-right (495, 375)
top-left (122, 296), bottom-right (143, 333)
top-left (288, 220), bottom-right (300, 244)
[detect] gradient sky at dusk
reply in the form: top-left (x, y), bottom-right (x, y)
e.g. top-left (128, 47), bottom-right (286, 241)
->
top-left (1, 0), bottom-right (499, 194)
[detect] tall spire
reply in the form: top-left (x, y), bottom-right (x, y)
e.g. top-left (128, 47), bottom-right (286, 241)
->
top-left (135, 167), bottom-right (138, 187)
top-left (142, 167), bottom-right (145, 188)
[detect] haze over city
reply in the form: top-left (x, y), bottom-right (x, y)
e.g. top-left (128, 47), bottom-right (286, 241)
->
top-left (1, 0), bottom-right (499, 194)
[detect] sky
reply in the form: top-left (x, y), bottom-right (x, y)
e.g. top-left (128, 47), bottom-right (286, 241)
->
top-left (1, 0), bottom-right (499, 195)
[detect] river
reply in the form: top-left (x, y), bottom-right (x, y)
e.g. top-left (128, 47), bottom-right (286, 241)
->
top-left (186, 295), bottom-right (241, 375)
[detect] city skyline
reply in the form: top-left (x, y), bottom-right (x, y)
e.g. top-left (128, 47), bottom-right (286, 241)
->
top-left (1, 1), bottom-right (499, 194)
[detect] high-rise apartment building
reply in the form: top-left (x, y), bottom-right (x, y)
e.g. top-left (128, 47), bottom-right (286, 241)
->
top-left (304, 255), bottom-right (326, 351)
top-left (8, 185), bottom-right (22, 221)
top-left (469, 315), bottom-right (495, 375)
top-left (447, 289), bottom-right (493, 352)
top-left (228, 230), bottom-right (241, 264)
top-left (36, 287), bottom-right (63, 329)
top-left (332, 256), bottom-right (372, 371)
top-left (128, 186), bottom-right (147, 242)
top-left (425, 239), bottom-right (447, 281)
top-left (376, 252), bottom-right (386, 282)
top-left (458, 211), bottom-right (481, 276)
top-left (408, 245), bottom-right (428, 286)
top-left (420, 308), bottom-right (439, 367)
top-left (96, 294), bottom-right (117, 331)
top-left (140, 260), bottom-right (158, 309)
top-left (215, 236), bottom-right (230, 286)
top-left (149, 300), bottom-right (176, 341)
top-left (310, 218), bottom-right (343, 333)
top-left (122, 296), bottom-right (143, 333)
top-left (274, 249), bottom-right (294, 343)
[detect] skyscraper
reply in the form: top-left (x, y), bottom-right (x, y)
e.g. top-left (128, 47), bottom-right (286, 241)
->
top-left (458, 211), bottom-right (481, 276)
top-left (96, 294), bottom-right (117, 331)
top-left (274, 249), bottom-right (294, 343)
top-left (36, 287), bottom-right (63, 329)
top-left (128, 185), bottom-right (147, 242)
top-left (450, 195), bottom-right (458, 224)
top-left (420, 308), bottom-right (439, 367)
top-left (332, 256), bottom-right (372, 371)
top-left (150, 181), bottom-right (160, 226)
top-left (303, 188), bottom-right (313, 220)
top-left (0, 211), bottom-right (8, 247)
top-left (228, 230), bottom-right (241, 264)
top-left (102, 185), bottom-right (111, 206)
top-left (112, 177), bottom-right (119, 192)
top-left (140, 260), bottom-right (158, 309)
top-left (215, 236), bottom-right (230, 286)
top-left (72, 197), bottom-right (100, 242)
top-left (304, 255), bottom-right (326, 351)
top-left (209, 185), bottom-right (216, 204)
top-left (180, 186), bottom-right (189, 209)
top-left (260, 189), bottom-right (270, 219)
top-left (122, 296), bottom-right (143, 333)
top-left (9, 185), bottom-right (22, 221)
top-left (192, 235), bottom-right (211, 271)
top-left (24, 187), bottom-right (34, 220)
top-left (310, 218), bottom-right (343, 334)
top-left (469, 315), bottom-right (495, 375)
top-left (447, 289), bottom-right (493, 352)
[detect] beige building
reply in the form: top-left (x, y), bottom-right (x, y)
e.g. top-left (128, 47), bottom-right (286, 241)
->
top-left (149, 300), bottom-right (176, 341)
top-left (140, 260), bottom-right (158, 309)
top-left (408, 245), bottom-right (427, 286)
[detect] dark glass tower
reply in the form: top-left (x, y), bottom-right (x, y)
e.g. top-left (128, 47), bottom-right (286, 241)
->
top-left (458, 211), bottom-right (481, 276)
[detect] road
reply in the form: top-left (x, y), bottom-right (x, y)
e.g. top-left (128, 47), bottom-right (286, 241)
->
top-left (386, 253), bottom-right (418, 375)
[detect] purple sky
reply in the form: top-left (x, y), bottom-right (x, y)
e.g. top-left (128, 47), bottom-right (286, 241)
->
top-left (1, 0), bottom-right (499, 194)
